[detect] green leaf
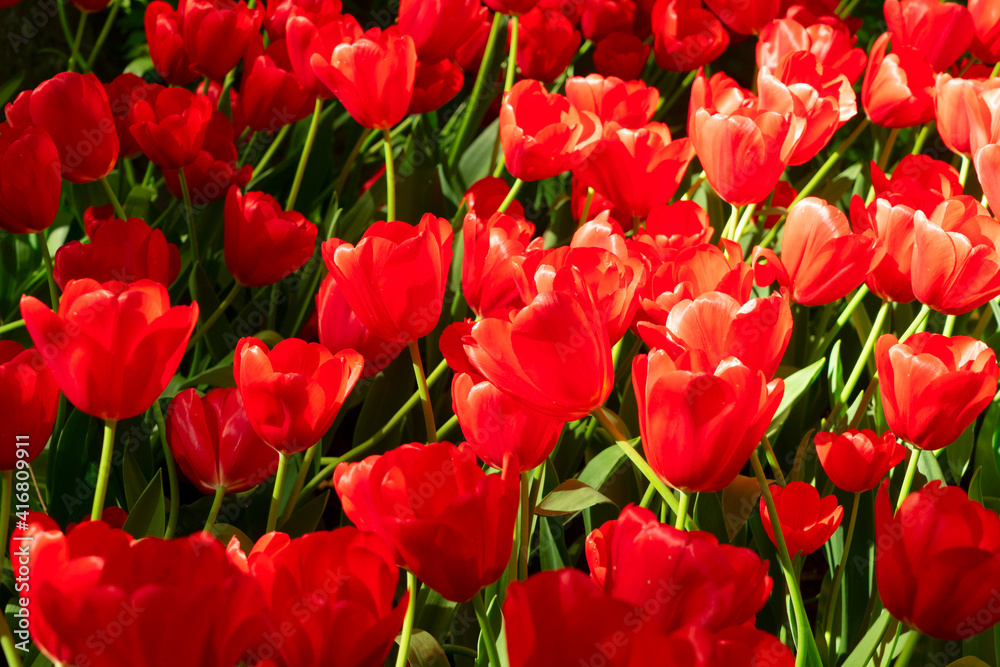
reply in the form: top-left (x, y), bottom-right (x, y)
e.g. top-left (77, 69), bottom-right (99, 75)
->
top-left (538, 516), bottom-right (570, 571)
top-left (970, 467), bottom-right (984, 505)
top-left (0, 72), bottom-right (25, 107)
top-left (122, 448), bottom-right (150, 511)
top-left (577, 442), bottom-right (629, 489)
top-left (457, 120), bottom-right (499, 193)
top-left (917, 449), bottom-right (945, 484)
top-left (767, 358), bottom-right (826, 439)
top-left (188, 263), bottom-right (233, 361)
top-left (946, 424), bottom-right (976, 482)
top-left (181, 354), bottom-right (237, 391)
top-left (402, 630), bottom-right (450, 667)
top-left (280, 490), bottom-right (329, 538)
top-left (49, 409), bottom-right (102, 526)
top-left (947, 659), bottom-right (991, 667)
top-left (841, 610), bottom-right (893, 667)
top-left (123, 185), bottom-right (157, 221)
top-left (693, 492), bottom-right (728, 544)
top-left (827, 340), bottom-right (844, 411)
top-left (121, 470), bottom-right (165, 539)
top-left (535, 479), bottom-right (616, 517)
top-left (352, 353), bottom-right (414, 448)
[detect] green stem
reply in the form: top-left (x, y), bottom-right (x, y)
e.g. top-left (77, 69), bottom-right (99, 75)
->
top-left (673, 490), bottom-right (690, 530)
top-left (959, 155), bottom-right (971, 188)
top-left (266, 452), bottom-right (289, 533)
top-left (443, 645), bottom-right (478, 659)
top-left (973, 304), bottom-right (995, 339)
top-left (0, 319), bottom-right (25, 335)
top-left (286, 98), bottom-right (324, 211)
top-left (334, 128), bottom-right (373, 197)
top-left (395, 570), bottom-right (419, 667)
top-left (911, 124), bottom-right (931, 155)
top-left (942, 314), bottom-right (957, 337)
top-left (447, 12), bottom-right (504, 171)
top-left (91, 419), bottom-right (117, 521)
top-left (900, 304), bottom-right (931, 341)
top-left (518, 471), bottom-right (531, 580)
top-left (580, 187), bottom-right (595, 223)
top-left (893, 629), bottom-right (920, 667)
top-left (823, 491), bottom-right (860, 657)
top-left (249, 124), bottom-right (290, 178)
top-left (896, 447), bottom-right (920, 511)
top-left (408, 340), bottom-right (437, 442)
top-left (497, 178), bottom-right (523, 214)
top-left (383, 128), bottom-right (396, 221)
top-left (639, 481), bottom-right (657, 509)
top-left (839, 300), bottom-right (890, 405)
top-left (85, 0), bottom-right (119, 69)
top-left (0, 471), bottom-right (11, 564)
top-left (178, 168), bottom-right (200, 264)
top-left (877, 128), bottom-right (900, 171)
top-left (99, 175), bottom-right (127, 220)
top-left (203, 485), bottom-right (226, 532)
top-left (187, 282), bottom-right (242, 350)
top-left (152, 401), bottom-right (179, 539)
top-left (993, 62), bottom-right (1000, 78)
top-left (762, 436), bottom-right (787, 486)
top-left (0, 614), bottom-right (22, 667)
top-left (473, 590), bottom-right (502, 667)
top-left (36, 232), bottom-right (60, 309)
top-left (731, 203), bottom-right (757, 246)
top-left (67, 12), bottom-right (87, 73)
top-left (811, 286), bottom-right (870, 359)
top-left (505, 16), bottom-right (519, 94)
top-left (436, 413), bottom-right (460, 441)
top-left (279, 442), bottom-right (319, 524)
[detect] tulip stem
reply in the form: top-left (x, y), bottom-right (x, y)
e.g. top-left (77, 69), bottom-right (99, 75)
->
top-left (86, 0), bottom-right (120, 70)
top-left (823, 491), bottom-right (860, 659)
top-left (959, 155), bottom-right (971, 188)
top-left (0, 471), bottom-right (11, 564)
top-left (973, 303), bottom-right (995, 339)
top-left (91, 419), bottom-right (118, 522)
top-left (473, 590), bottom-right (502, 667)
top-left (279, 442), bottom-right (319, 525)
top-left (408, 340), bottom-right (437, 443)
top-left (942, 314), bottom-right (957, 337)
top-left (447, 11), bottom-right (505, 171)
top-left (911, 124), bottom-right (931, 156)
top-left (839, 300), bottom-right (890, 406)
top-left (395, 570), bottom-right (418, 667)
top-left (580, 187), bottom-right (595, 223)
top-left (750, 450), bottom-right (821, 667)
top-left (247, 124), bottom-right (290, 175)
top-left (673, 490), bottom-right (689, 530)
top-left (505, 16), bottom-right (519, 94)
top-left (99, 175), bottom-right (127, 220)
top-left (762, 436), bottom-right (787, 486)
top-left (893, 628), bottom-right (920, 667)
top-left (518, 471), bottom-right (531, 580)
top-left (436, 414), bottom-right (459, 441)
top-left (895, 447), bottom-right (920, 512)
top-left (35, 232), bottom-right (60, 309)
top-left (266, 452), bottom-right (289, 533)
top-left (67, 13), bottom-right (87, 73)
top-left (383, 128), bottom-right (397, 221)
top-left (731, 203), bottom-right (757, 245)
top-left (177, 168), bottom-right (200, 264)
top-left (876, 128), bottom-right (900, 172)
top-left (286, 98), bottom-right (324, 211)
top-left (0, 613), bottom-right (22, 667)
top-left (204, 485), bottom-right (226, 532)
top-left (334, 128), bottom-right (373, 197)
top-left (0, 319), bottom-right (24, 335)
top-left (900, 304), bottom-right (931, 341)
top-left (590, 408), bottom-right (689, 525)
top-left (497, 178), bottom-right (523, 214)
top-left (152, 400), bottom-right (180, 539)
top-left (187, 282), bottom-right (242, 350)
top-left (811, 285), bottom-right (870, 359)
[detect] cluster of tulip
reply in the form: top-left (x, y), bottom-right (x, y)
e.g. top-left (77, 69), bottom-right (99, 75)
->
top-left (5, 0), bottom-right (1000, 665)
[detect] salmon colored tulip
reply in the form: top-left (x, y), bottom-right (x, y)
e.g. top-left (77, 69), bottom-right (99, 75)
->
top-left (861, 33), bottom-right (935, 128)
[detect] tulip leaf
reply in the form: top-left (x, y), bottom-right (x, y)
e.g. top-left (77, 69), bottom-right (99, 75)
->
top-left (122, 469), bottom-right (165, 539)
top-left (917, 449), bottom-right (945, 484)
top-left (693, 492), bottom-right (728, 544)
top-left (180, 354), bottom-right (237, 391)
top-left (0, 71), bottom-right (24, 107)
top-left (122, 447), bottom-right (150, 512)
top-left (416, 589), bottom-right (459, 653)
top-left (457, 119), bottom-right (499, 193)
top-left (210, 523), bottom-right (253, 553)
top-left (841, 609), bottom-right (893, 667)
top-left (946, 424), bottom-right (976, 483)
top-left (49, 409), bottom-right (103, 526)
top-left (123, 185), bottom-right (157, 221)
top-left (970, 467), bottom-right (984, 505)
top-left (188, 263), bottom-right (233, 361)
top-left (535, 479), bottom-right (616, 517)
top-left (577, 441), bottom-right (629, 490)
top-left (767, 358), bottom-right (826, 440)
top-left (280, 490), bottom-right (329, 538)
top-left (947, 659), bottom-right (990, 667)
top-left (538, 516), bottom-right (570, 571)
top-left (400, 630), bottom-right (450, 667)
top-left (353, 353), bottom-right (413, 448)
top-left (827, 340), bottom-right (844, 411)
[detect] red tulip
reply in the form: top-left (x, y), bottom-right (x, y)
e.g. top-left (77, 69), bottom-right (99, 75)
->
top-left (54, 217), bottom-right (180, 289)
top-left (407, 58), bottom-right (464, 115)
top-left (311, 26), bottom-right (417, 130)
top-left (103, 74), bottom-right (164, 159)
top-left (7, 72), bottom-right (119, 184)
top-left (316, 274), bottom-right (403, 379)
top-left (262, 0), bottom-right (342, 40)
top-left (760, 481), bottom-right (843, 557)
top-left (499, 79), bottom-right (602, 182)
top-left (687, 67), bottom-right (753, 137)
top-left (640, 240), bottom-right (753, 321)
top-left (444, 266), bottom-right (614, 420)
top-left (752, 197), bottom-right (884, 306)
top-left (703, 0), bottom-right (780, 34)
top-left (876, 479), bottom-right (1000, 640)
top-left (871, 154), bottom-right (963, 216)
top-left (322, 213), bottom-right (453, 343)
top-left (633, 348), bottom-right (783, 492)
top-left (130, 87), bottom-right (214, 169)
top-left (285, 12), bottom-right (363, 97)
top-left (0, 123), bottom-right (61, 234)
top-left (875, 333), bottom-right (998, 451)
top-left (571, 175), bottom-right (634, 229)
top-left (573, 122), bottom-right (695, 220)
top-left (815, 429), bottom-right (907, 493)
top-left (884, 0), bottom-right (973, 72)
top-left (145, 1), bottom-right (199, 84)
top-left (754, 179), bottom-right (797, 230)
top-left (651, 0), bottom-right (729, 72)
top-left (970, 0), bottom-right (1000, 64)
top-left (934, 74), bottom-right (1000, 158)
top-left (181, 0), bottom-right (262, 81)
top-left (587, 505), bottom-right (773, 631)
top-left (224, 187), bottom-right (317, 287)
top-left (756, 16), bottom-right (867, 84)
top-left (234, 337), bottom-right (363, 454)
top-left (579, 0), bottom-right (635, 42)
top-left (167, 387), bottom-right (279, 495)
top-left (485, 0), bottom-right (541, 15)
top-left (464, 175), bottom-right (527, 220)
top-left (21, 279), bottom-right (197, 421)
top-left (333, 442), bottom-right (519, 602)
top-left (629, 201), bottom-right (714, 265)
top-left (593, 32), bottom-right (651, 80)
top-left (516, 7), bottom-right (582, 83)
top-left (463, 211), bottom-right (540, 318)
top-left (398, 0), bottom-right (487, 62)
top-left (451, 372), bottom-right (564, 472)
top-left (243, 528), bottom-right (409, 667)
top-left (861, 33), bottom-right (935, 128)
top-left (849, 196), bottom-right (917, 303)
top-left (565, 74), bottom-right (659, 129)
top-left (240, 39), bottom-right (316, 132)
top-left (163, 110), bottom-right (252, 205)
top-left (0, 342), bottom-right (59, 470)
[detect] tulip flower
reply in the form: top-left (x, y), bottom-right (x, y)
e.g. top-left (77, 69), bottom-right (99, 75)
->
top-left (7, 72), bottom-right (119, 184)
top-left (651, 0), bottom-right (729, 72)
top-left (815, 429), bottom-right (907, 493)
top-left (316, 274), bottom-right (403, 379)
top-left (322, 213), bottom-right (453, 343)
top-left (633, 348), bottom-right (784, 492)
top-left (225, 187), bottom-right (318, 287)
top-left (166, 388), bottom-right (279, 495)
top-left (20, 279), bottom-right (197, 421)
top-left (578, 0), bottom-right (634, 42)
top-left (398, 0), bottom-right (487, 63)
top-left (243, 528), bottom-right (410, 667)
top-left (103, 74), bottom-right (164, 159)
top-left (593, 32), bottom-right (650, 80)
top-left (970, 0), bottom-right (1000, 64)
top-left (687, 67), bottom-right (753, 138)
top-left (464, 175), bottom-right (527, 221)
top-left (849, 196), bottom-right (917, 303)
top-left (407, 58), bottom-right (464, 115)
top-left (876, 479), bottom-right (1000, 640)
top-left (180, 0), bottom-right (261, 81)
top-left (875, 333), bottom-right (998, 451)
top-left (53, 217), bottom-right (180, 289)
top-left (163, 111), bottom-right (252, 205)
top-left (861, 33), bottom-right (935, 128)
top-left (262, 0), bottom-right (344, 40)
top-left (884, 0), bottom-right (973, 72)
top-left (499, 79), bottom-right (602, 182)
top-left (703, 0), bottom-right (780, 35)
top-left (628, 200), bottom-right (714, 263)
top-left (564, 74), bottom-right (659, 129)
top-left (760, 481), bottom-right (843, 557)
top-left (240, 39), bottom-right (316, 132)
top-left (586, 505), bottom-right (773, 632)
top-left (285, 12), bottom-right (363, 97)
top-left (871, 154), bottom-right (963, 216)
top-left (515, 8), bottom-right (581, 84)
top-left (333, 441), bottom-right (520, 602)
top-left (145, 1), bottom-right (199, 84)
top-left (756, 16), bottom-right (867, 84)
top-left (129, 87), bottom-right (214, 169)
top-left (311, 26), bottom-right (417, 130)
top-left (571, 176), bottom-right (633, 229)
top-left (641, 240), bottom-right (753, 321)
top-left (752, 197), bottom-right (884, 307)
top-left (911, 196), bottom-right (1000, 314)
top-left (0, 123), bottom-right (61, 234)
top-left (451, 372), bottom-right (565, 472)
top-left (0, 342), bottom-right (59, 470)
top-left (573, 121), bottom-right (695, 220)
top-left (234, 336), bottom-right (363, 454)
top-left (463, 211), bottom-right (540, 318)
top-left (934, 74), bottom-right (1000, 158)
top-left (754, 179), bottom-right (797, 230)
